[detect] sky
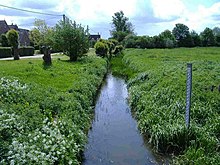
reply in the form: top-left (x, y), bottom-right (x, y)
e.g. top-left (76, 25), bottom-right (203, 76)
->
top-left (0, 0), bottom-right (220, 38)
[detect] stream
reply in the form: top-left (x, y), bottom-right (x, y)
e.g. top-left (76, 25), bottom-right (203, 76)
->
top-left (83, 73), bottom-right (164, 165)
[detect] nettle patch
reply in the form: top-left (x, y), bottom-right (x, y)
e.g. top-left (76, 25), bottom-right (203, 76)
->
top-left (0, 76), bottom-right (95, 164)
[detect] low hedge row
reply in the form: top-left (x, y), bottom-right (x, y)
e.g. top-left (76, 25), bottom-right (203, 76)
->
top-left (0, 46), bottom-right (34, 58)
top-left (19, 46), bottom-right (34, 56)
top-left (0, 47), bottom-right (12, 58)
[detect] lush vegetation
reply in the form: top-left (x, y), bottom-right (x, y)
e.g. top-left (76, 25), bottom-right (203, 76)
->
top-left (108, 11), bottom-right (220, 49)
top-left (0, 53), bottom-right (107, 164)
top-left (111, 47), bottom-right (220, 164)
top-left (94, 39), bottom-right (123, 58)
top-left (110, 10), bottom-right (134, 42)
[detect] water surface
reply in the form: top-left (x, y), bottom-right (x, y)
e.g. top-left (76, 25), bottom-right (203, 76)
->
top-left (83, 74), bottom-right (160, 165)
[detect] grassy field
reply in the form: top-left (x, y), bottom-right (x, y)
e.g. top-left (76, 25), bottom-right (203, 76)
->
top-left (111, 47), bottom-right (220, 164)
top-left (0, 53), bottom-right (107, 164)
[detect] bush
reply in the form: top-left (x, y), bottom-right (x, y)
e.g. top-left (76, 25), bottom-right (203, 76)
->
top-left (94, 40), bottom-right (108, 57)
top-left (19, 46), bottom-right (34, 56)
top-left (0, 34), bottom-right (9, 47)
top-left (113, 45), bottom-right (123, 55)
top-left (0, 47), bottom-right (12, 58)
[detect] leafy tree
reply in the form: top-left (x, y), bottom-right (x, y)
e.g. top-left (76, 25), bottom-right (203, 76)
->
top-left (190, 30), bottom-right (201, 47)
top-left (111, 11), bottom-right (134, 42)
top-left (136, 36), bottom-right (151, 49)
top-left (29, 19), bottom-right (54, 49)
top-left (159, 30), bottom-right (176, 48)
top-left (0, 34), bottom-right (9, 47)
top-left (213, 27), bottom-right (220, 46)
top-left (6, 29), bottom-right (19, 60)
top-left (172, 23), bottom-right (192, 47)
top-left (29, 28), bottom-right (41, 49)
top-left (200, 27), bottom-right (215, 46)
top-left (123, 34), bottom-right (137, 48)
top-left (53, 20), bottom-right (89, 61)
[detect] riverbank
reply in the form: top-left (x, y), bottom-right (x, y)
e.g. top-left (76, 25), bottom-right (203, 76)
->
top-left (111, 48), bottom-right (220, 164)
top-left (0, 53), bottom-right (107, 164)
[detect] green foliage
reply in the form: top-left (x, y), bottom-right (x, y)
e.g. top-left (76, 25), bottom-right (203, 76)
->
top-left (29, 19), bottom-right (54, 48)
top-left (200, 27), bottom-right (216, 46)
top-left (53, 20), bottom-right (89, 61)
top-left (19, 46), bottom-right (34, 56)
top-left (110, 11), bottom-right (134, 42)
top-left (6, 29), bottom-right (19, 48)
top-left (6, 29), bottom-right (19, 60)
top-left (113, 45), bottom-right (124, 55)
top-left (111, 48), bottom-right (220, 163)
top-left (0, 52), bottom-right (107, 164)
top-left (0, 47), bottom-right (12, 58)
top-left (172, 23), bottom-right (192, 47)
top-left (0, 34), bottom-right (9, 47)
top-left (94, 40), bottom-right (109, 57)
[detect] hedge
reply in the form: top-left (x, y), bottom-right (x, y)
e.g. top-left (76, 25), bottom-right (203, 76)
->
top-left (0, 47), bottom-right (12, 58)
top-left (19, 46), bottom-right (34, 56)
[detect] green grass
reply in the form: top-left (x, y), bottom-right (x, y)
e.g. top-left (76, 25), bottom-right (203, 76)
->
top-left (0, 52), bottom-right (107, 164)
top-left (111, 47), bottom-right (220, 164)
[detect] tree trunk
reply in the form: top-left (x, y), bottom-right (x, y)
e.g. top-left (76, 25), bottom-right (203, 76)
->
top-left (13, 46), bottom-right (20, 60)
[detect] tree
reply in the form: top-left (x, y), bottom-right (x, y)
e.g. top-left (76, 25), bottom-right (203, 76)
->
top-left (111, 11), bottom-right (134, 42)
top-left (6, 29), bottom-right (19, 60)
top-left (159, 30), bottom-right (176, 48)
top-left (200, 27), bottom-right (215, 46)
top-left (213, 27), bottom-right (220, 46)
top-left (0, 34), bottom-right (9, 47)
top-left (29, 19), bottom-right (54, 49)
top-left (190, 30), bottom-right (201, 47)
top-left (53, 20), bottom-right (89, 61)
top-left (172, 23), bottom-right (192, 47)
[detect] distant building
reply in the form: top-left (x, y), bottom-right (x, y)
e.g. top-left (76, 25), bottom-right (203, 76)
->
top-left (0, 20), bottom-right (30, 46)
top-left (89, 33), bottom-right (101, 41)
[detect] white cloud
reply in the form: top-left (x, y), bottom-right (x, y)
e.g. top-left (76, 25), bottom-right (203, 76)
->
top-left (56, 0), bottom-right (137, 25)
top-left (150, 0), bottom-right (186, 19)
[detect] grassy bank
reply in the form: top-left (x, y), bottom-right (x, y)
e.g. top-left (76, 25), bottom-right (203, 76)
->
top-left (0, 53), bottom-right (107, 164)
top-left (111, 47), bottom-right (220, 164)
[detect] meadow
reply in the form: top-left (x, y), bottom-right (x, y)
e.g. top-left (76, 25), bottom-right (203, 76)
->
top-left (0, 53), bottom-right (107, 164)
top-left (111, 47), bottom-right (220, 164)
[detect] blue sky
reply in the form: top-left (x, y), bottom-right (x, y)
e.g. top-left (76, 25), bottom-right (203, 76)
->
top-left (0, 0), bottom-right (220, 38)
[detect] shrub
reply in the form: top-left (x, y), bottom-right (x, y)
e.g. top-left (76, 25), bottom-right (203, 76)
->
top-left (94, 40), bottom-right (108, 57)
top-left (0, 34), bottom-right (9, 47)
top-left (6, 29), bottom-right (19, 60)
top-left (19, 46), bottom-right (34, 56)
top-left (0, 47), bottom-right (12, 58)
top-left (113, 45), bottom-right (123, 55)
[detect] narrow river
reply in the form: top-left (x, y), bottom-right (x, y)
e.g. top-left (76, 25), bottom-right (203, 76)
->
top-left (83, 74), bottom-right (161, 165)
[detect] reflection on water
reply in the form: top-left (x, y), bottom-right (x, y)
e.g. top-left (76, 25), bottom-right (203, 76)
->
top-left (83, 74), bottom-right (161, 165)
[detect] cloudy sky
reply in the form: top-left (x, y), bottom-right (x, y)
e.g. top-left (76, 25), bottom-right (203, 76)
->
top-left (0, 0), bottom-right (220, 38)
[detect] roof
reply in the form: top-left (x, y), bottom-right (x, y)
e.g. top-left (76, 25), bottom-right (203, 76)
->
top-left (89, 34), bottom-right (101, 40)
top-left (0, 20), bottom-right (10, 34)
top-left (9, 24), bottom-right (19, 31)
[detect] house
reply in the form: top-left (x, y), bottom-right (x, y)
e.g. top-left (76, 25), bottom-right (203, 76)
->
top-left (89, 33), bottom-right (101, 41)
top-left (0, 20), bottom-right (30, 46)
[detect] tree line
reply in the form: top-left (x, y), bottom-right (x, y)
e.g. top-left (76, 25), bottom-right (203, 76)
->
top-left (110, 11), bottom-right (220, 49)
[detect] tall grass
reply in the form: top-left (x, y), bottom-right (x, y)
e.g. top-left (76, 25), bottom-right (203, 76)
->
top-left (0, 53), bottom-right (107, 164)
top-left (111, 47), bottom-right (220, 164)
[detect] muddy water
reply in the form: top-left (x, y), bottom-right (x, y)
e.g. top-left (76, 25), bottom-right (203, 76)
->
top-left (83, 74), bottom-right (161, 165)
